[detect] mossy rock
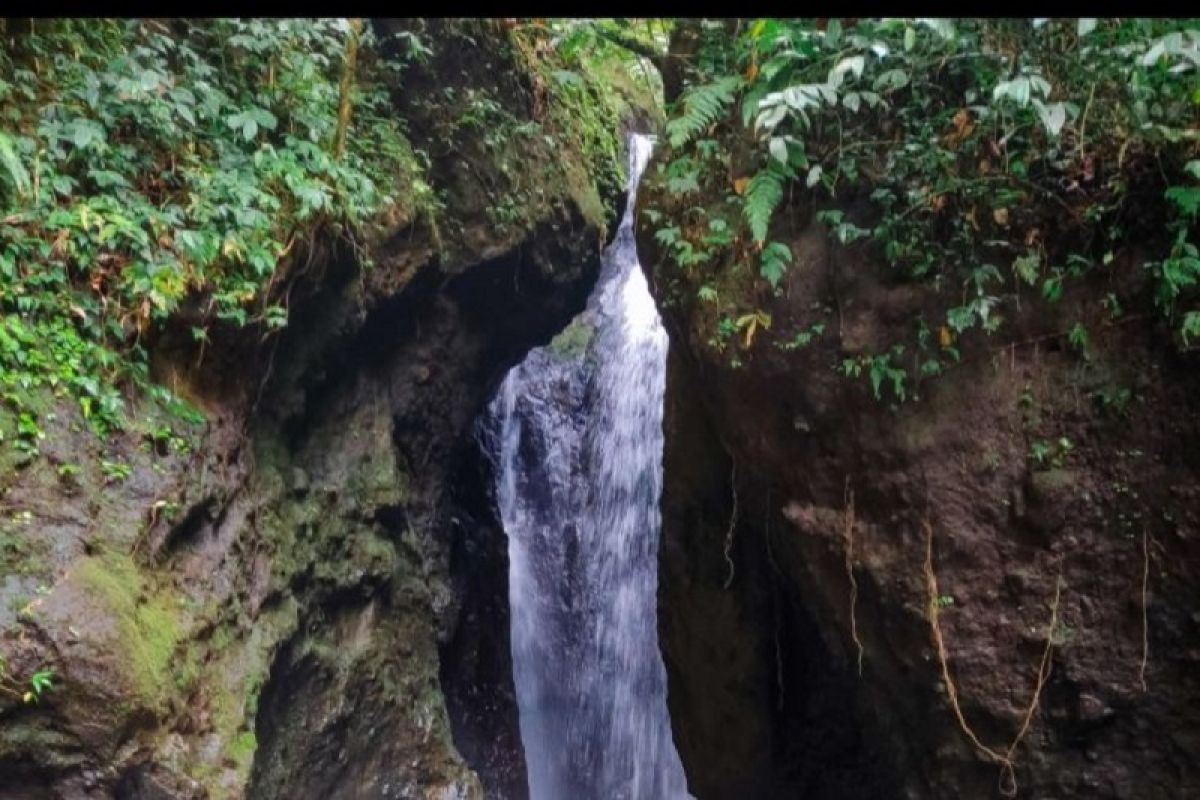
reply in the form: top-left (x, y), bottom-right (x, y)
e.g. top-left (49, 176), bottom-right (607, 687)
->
top-left (74, 552), bottom-right (184, 711)
top-left (548, 317), bottom-right (595, 360)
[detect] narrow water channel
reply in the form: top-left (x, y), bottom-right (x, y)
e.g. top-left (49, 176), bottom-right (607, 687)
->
top-left (484, 134), bottom-right (689, 800)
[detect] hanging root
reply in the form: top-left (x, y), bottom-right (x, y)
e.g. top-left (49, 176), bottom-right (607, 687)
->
top-left (1139, 526), bottom-right (1150, 692)
top-left (764, 488), bottom-right (785, 709)
top-left (773, 596), bottom-right (785, 711)
top-left (923, 519), bottom-right (1063, 798)
top-left (722, 461), bottom-right (738, 590)
top-left (843, 476), bottom-right (864, 676)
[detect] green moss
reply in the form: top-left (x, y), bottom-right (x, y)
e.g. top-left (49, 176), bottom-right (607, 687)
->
top-left (228, 730), bottom-right (258, 767)
top-left (548, 318), bottom-right (595, 360)
top-left (75, 552), bottom-right (183, 710)
top-left (0, 524), bottom-right (51, 581)
top-left (179, 598), bottom-right (297, 791)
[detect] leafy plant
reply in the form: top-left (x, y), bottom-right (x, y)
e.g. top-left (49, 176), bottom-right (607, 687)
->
top-left (665, 75), bottom-right (741, 148)
top-left (0, 657), bottom-right (54, 705)
top-left (1030, 436), bottom-right (1074, 468)
top-left (759, 241), bottom-right (792, 287)
top-left (743, 166), bottom-right (786, 244)
top-left (0, 19), bottom-right (427, 458)
top-left (99, 459), bottom-right (132, 483)
top-left (24, 669), bottom-right (53, 704)
top-left (843, 346), bottom-right (909, 402)
top-left (778, 321), bottom-right (827, 351)
top-left (647, 17), bottom-right (1200, 389)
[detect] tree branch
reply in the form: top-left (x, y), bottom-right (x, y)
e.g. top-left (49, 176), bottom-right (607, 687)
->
top-left (333, 18), bottom-right (363, 161)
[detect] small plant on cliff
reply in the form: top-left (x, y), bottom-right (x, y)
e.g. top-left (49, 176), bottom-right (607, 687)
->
top-left (509, 19), bottom-right (667, 210)
top-left (0, 657), bottom-right (54, 704)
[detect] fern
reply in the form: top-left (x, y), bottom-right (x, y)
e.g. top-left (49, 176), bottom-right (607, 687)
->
top-left (743, 167), bottom-right (785, 243)
top-left (0, 132), bottom-right (30, 198)
top-left (665, 75), bottom-right (741, 149)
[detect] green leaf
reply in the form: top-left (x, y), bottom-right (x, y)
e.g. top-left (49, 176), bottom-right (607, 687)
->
top-left (760, 241), bottom-right (792, 288)
top-left (829, 55), bottom-right (865, 87)
top-left (1068, 322), bottom-right (1089, 351)
top-left (1166, 186), bottom-right (1200, 218)
top-left (744, 168), bottom-right (785, 243)
top-left (1043, 273), bottom-right (1065, 302)
top-left (70, 119), bottom-right (105, 150)
top-left (552, 69), bottom-right (585, 86)
top-left (1182, 311), bottom-right (1200, 346)
top-left (917, 18), bottom-right (955, 40)
top-left (665, 75), bottom-right (741, 149)
top-left (0, 131), bottom-right (30, 195)
top-left (1033, 100), bottom-right (1067, 136)
top-left (1013, 252), bottom-right (1042, 285)
top-left (253, 107), bottom-right (278, 131)
top-left (768, 136), bottom-right (788, 165)
top-left (947, 305), bottom-right (975, 333)
top-left (873, 68), bottom-right (908, 92)
top-left (666, 171), bottom-right (700, 194)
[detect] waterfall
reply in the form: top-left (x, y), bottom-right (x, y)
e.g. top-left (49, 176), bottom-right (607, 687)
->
top-left (482, 134), bottom-right (690, 800)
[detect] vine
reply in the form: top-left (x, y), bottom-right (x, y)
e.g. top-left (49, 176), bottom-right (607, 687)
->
top-left (923, 518), bottom-right (1063, 798)
top-left (842, 477), bottom-right (864, 676)
top-left (722, 459), bottom-right (738, 590)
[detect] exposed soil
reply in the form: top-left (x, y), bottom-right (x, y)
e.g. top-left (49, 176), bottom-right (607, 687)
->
top-left (640, 179), bottom-right (1200, 798)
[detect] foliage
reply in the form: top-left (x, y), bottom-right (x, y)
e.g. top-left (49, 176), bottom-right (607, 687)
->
top-left (0, 655), bottom-right (53, 704)
top-left (665, 75), bottom-right (740, 148)
top-left (646, 18), bottom-right (1200, 398)
top-left (514, 19), bottom-right (666, 207)
top-left (0, 19), bottom-right (425, 456)
top-left (743, 167), bottom-right (785, 244)
top-left (75, 551), bottom-right (182, 708)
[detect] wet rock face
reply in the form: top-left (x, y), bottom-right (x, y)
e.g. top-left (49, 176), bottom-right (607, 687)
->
top-left (0, 18), bottom-right (614, 799)
top-left (656, 347), bottom-right (896, 800)
top-left (640, 180), bottom-right (1200, 796)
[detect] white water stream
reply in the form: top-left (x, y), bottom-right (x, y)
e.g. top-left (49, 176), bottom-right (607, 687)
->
top-left (485, 134), bottom-right (689, 800)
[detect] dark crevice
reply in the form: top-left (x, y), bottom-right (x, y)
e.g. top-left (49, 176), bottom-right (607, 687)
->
top-left (438, 427), bottom-right (527, 799)
top-left (153, 496), bottom-right (217, 560)
top-left (657, 348), bottom-right (899, 800)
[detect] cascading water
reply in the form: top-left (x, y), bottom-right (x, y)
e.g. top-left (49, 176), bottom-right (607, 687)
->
top-left (482, 134), bottom-right (690, 800)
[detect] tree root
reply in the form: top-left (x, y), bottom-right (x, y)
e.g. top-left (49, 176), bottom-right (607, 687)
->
top-left (763, 488), bottom-right (786, 710)
top-left (843, 476), bottom-right (864, 676)
top-left (923, 519), bottom-right (1063, 798)
top-left (1139, 526), bottom-right (1150, 692)
top-left (722, 460), bottom-right (738, 590)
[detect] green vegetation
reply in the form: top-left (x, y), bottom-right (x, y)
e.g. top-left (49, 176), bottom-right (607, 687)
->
top-left (494, 20), bottom-right (665, 228)
top-left (0, 656), bottom-right (53, 705)
top-left (645, 18), bottom-right (1200, 398)
top-left (0, 19), bottom-right (658, 463)
top-left (0, 19), bottom-right (429, 457)
top-left (545, 20), bottom-right (665, 187)
top-left (548, 317), bottom-right (595, 359)
top-left (75, 550), bottom-right (184, 709)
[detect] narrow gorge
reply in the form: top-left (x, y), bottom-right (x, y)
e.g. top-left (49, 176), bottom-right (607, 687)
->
top-left (2, 16), bottom-right (1200, 800)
